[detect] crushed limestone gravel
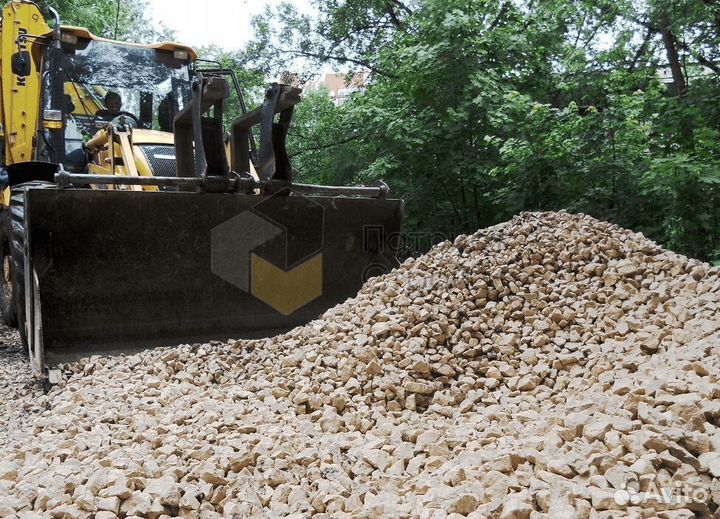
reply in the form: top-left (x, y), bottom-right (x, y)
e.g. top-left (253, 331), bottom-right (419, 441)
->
top-left (0, 326), bottom-right (45, 449)
top-left (1, 211), bottom-right (719, 519)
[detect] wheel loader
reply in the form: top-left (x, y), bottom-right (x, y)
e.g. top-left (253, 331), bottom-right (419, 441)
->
top-left (0, 1), bottom-right (403, 380)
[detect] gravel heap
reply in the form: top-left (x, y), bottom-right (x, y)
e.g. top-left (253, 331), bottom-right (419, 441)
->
top-left (1, 211), bottom-right (719, 519)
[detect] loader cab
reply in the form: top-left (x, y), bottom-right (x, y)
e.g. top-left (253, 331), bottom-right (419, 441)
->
top-left (37, 29), bottom-right (194, 172)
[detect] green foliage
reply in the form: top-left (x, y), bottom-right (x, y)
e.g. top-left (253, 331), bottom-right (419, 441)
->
top-left (35, 0), bottom-right (172, 41)
top-left (287, 90), bottom-right (366, 186)
top-left (241, 0), bottom-right (720, 260)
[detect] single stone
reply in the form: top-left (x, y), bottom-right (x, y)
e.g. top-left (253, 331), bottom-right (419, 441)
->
top-left (96, 496), bottom-right (121, 514)
top-left (403, 381), bottom-right (437, 395)
top-left (449, 493), bottom-right (480, 515)
top-left (499, 491), bottom-right (533, 519)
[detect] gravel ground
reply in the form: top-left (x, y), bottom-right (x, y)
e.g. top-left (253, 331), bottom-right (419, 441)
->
top-left (1, 212), bottom-right (719, 519)
top-left (0, 326), bottom-right (45, 449)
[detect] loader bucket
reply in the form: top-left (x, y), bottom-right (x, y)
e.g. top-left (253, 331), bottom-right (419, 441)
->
top-left (22, 187), bottom-right (403, 371)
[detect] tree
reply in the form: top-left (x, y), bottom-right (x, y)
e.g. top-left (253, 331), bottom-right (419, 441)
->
top-left (246, 0), bottom-right (414, 79)
top-left (244, 0), bottom-right (720, 261)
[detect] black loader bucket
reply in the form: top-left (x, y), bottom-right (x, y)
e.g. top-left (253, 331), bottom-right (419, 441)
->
top-left (22, 187), bottom-right (403, 373)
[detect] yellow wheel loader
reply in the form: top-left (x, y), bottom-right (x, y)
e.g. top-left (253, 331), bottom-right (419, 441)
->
top-left (0, 1), bottom-right (403, 380)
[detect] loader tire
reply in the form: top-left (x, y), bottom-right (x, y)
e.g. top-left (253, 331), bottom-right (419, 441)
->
top-left (0, 210), bottom-right (17, 328)
top-left (9, 187), bottom-right (28, 354)
top-left (9, 182), bottom-right (57, 357)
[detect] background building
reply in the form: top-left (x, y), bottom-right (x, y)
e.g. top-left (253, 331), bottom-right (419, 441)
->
top-left (306, 73), bottom-right (366, 104)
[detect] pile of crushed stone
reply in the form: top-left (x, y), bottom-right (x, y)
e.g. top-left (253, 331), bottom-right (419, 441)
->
top-left (1, 211), bottom-right (719, 519)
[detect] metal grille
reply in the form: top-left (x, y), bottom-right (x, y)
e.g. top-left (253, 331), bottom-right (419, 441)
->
top-left (139, 145), bottom-right (177, 178)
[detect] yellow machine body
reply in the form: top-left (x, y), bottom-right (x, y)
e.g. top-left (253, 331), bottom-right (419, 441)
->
top-left (0, 1), bottom-right (50, 165)
top-left (0, 0), bottom-right (197, 191)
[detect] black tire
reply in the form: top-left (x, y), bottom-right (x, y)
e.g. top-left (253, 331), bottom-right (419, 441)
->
top-left (0, 210), bottom-right (17, 327)
top-left (9, 181), bottom-right (56, 357)
top-left (9, 186), bottom-right (30, 355)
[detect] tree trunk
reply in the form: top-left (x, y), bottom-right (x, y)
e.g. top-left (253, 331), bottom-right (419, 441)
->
top-left (658, 12), bottom-right (687, 99)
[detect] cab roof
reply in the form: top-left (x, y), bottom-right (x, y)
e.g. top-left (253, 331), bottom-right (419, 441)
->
top-left (59, 25), bottom-right (198, 61)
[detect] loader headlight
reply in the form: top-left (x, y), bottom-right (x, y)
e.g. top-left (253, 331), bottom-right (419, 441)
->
top-left (43, 109), bottom-right (63, 129)
top-left (173, 50), bottom-right (189, 60)
top-left (44, 110), bottom-right (62, 121)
